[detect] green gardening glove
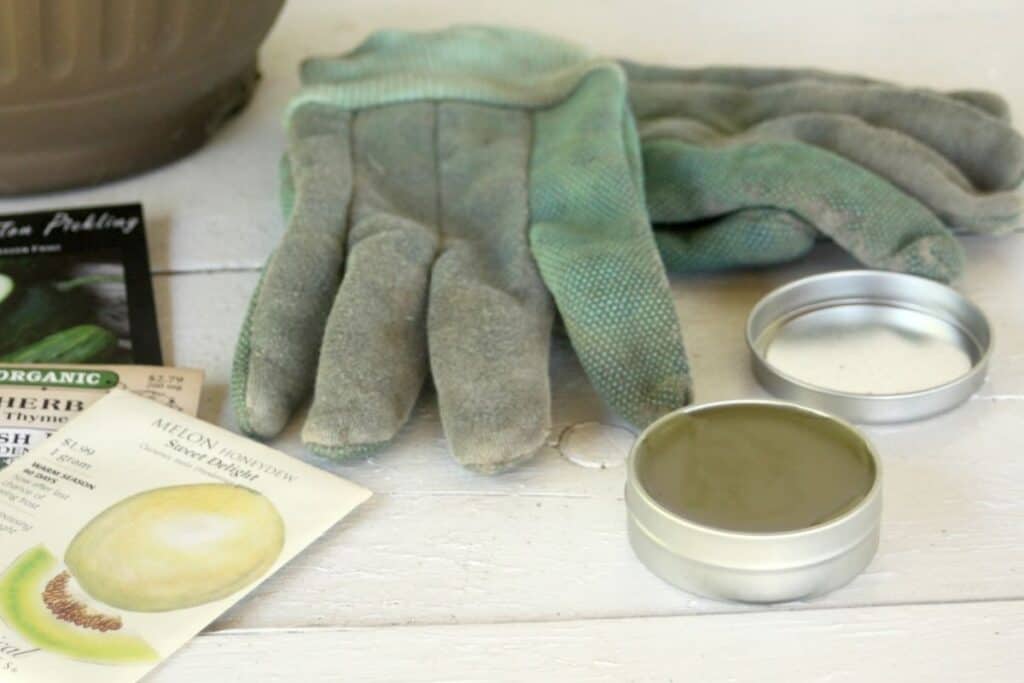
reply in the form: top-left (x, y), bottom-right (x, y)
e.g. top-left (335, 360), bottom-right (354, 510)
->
top-left (625, 62), bottom-right (1024, 279)
top-left (232, 27), bottom-right (691, 473)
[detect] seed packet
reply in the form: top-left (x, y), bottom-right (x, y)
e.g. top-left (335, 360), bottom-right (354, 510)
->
top-left (0, 364), bottom-right (204, 471)
top-left (0, 391), bottom-right (371, 682)
top-left (0, 204), bottom-right (161, 365)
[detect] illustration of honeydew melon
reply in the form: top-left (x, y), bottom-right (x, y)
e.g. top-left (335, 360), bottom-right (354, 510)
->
top-left (0, 545), bottom-right (158, 664)
top-left (65, 483), bottom-right (285, 612)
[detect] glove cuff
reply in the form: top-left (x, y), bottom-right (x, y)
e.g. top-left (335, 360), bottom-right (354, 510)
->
top-left (289, 26), bottom-right (628, 117)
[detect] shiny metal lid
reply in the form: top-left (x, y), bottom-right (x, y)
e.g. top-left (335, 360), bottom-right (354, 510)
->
top-left (626, 400), bottom-right (882, 603)
top-left (746, 270), bottom-right (992, 423)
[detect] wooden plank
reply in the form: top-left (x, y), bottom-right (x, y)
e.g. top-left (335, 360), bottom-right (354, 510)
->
top-left (151, 600), bottom-right (1024, 682)
top-left (205, 403), bottom-right (1024, 631)
top-left (147, 235), bottom-right (1024, 631)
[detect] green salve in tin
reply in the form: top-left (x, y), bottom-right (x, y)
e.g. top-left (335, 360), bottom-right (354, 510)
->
top-left (635, 403), bottom-right (876, 533)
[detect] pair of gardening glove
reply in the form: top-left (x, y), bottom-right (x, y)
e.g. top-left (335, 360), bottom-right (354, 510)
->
top-left (233, 27), bottom-right (1024, 473)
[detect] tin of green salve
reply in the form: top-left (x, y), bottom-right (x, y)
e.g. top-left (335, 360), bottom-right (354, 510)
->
top-left (626, 401), bottom-right (881, 603)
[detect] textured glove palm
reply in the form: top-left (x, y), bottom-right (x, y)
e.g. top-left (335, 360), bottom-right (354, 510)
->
top-left (232, 28), bottom-right (691, 473)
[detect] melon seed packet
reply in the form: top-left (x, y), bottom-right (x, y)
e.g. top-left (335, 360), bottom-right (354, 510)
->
top-left (0, 390), bottom-right (371, 682)
top-left (0, 364), bottom-right (204, 471)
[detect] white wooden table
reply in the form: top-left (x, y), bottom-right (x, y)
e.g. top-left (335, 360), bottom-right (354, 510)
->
top-left (3, 1), bottom-right (1023, 680)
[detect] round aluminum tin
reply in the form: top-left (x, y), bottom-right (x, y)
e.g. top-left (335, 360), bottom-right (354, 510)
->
top-left (626, 400), bottom-right (882, 603)
top-left (747, 270), bottom-right (992, 423)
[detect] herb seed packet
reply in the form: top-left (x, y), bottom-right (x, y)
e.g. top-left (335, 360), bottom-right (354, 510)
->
top-left (0, 364), bottom-right (204, 471)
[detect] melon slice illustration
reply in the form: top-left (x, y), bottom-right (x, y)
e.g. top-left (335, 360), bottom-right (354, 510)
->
top-left (65, 484), bottom-right (286, 612)
top-left (0, 545), bottom-right (158, 664)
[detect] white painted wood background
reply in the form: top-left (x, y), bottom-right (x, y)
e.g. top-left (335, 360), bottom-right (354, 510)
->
top-left (3, 0), bottom-right (1024, 680)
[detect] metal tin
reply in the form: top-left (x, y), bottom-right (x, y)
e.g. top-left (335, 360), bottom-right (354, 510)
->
top-left (747, 270), bottom-right (992, 423)
top-left (626, 400), bottom-right (881, 603)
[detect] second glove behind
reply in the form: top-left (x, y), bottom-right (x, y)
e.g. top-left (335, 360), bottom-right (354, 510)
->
top-left (626, 62), bottom-right (1024, 278)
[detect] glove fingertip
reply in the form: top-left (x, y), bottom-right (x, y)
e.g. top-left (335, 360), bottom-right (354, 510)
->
top-left (231, 336), bottom-right (292, 439)
top-left (448, 426), bottom-right (551, 475)
top-left (236, 390), bottom-right (291, 440)
top-left (887, 233), bottom-right (966, 283)
top-left (948, 89), bottom-right (1012, 122)
top-left (303, 437), bottom-right (386, 462)
top-left (231, 278), bottom-right (296, 441)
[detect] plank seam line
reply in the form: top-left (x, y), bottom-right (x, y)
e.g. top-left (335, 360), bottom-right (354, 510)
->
top-left (204, 595), bottom-right (1024, 637)
top-left (153, 266), bottom-right (263, 276)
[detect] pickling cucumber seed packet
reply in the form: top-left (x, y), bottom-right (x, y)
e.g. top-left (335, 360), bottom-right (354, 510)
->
top-left (0, 204), bottom-right (161, 365)
top-left (0, 390), bottom-right (371, 682)
top-left (0, 364), bottom-right (204, 471)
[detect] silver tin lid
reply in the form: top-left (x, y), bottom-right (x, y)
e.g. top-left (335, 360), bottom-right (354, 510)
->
top-left (746, 270), bottom-right (992, 423)
top-left (626, 400), bottom-right (882, 603)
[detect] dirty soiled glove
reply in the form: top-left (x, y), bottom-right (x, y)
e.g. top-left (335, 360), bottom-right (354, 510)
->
top-left (626, 62), bottom-right (1024, 280)
top-left (232, 28), bottom-right (691, 473)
